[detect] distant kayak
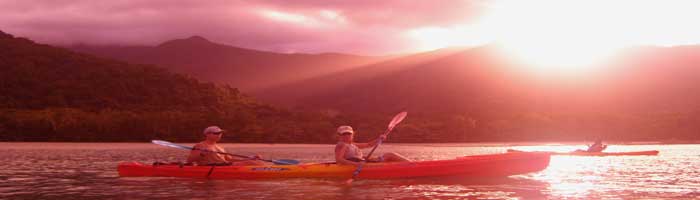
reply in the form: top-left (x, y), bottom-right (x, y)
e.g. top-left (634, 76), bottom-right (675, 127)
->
top-left (507, 149), bottom-right (659, 156)
top-left (118, 152), bottom-right (550, 179)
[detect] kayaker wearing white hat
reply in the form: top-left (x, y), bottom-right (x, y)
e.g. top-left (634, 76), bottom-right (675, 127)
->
top-left (186, 126), bottom-right (267, 166)
top-left (334, 125), bottom-right (411, 166)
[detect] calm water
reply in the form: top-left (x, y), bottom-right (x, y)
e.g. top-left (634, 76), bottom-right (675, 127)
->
top-left (1, 142), bottom-right (699, 199)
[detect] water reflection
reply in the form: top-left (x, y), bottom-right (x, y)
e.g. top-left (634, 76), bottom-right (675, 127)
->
top-left (1, 143), bottom-right (698, 199)
top-left (519, 145), bottom-right (700, 199)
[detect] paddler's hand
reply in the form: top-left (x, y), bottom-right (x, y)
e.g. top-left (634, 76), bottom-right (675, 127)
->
top-left (378, 134), bottom-right (388, 141)
top-left (251, 154), bottom-right (262, 160)
top-left (355, 161), bottom-right (366, 167)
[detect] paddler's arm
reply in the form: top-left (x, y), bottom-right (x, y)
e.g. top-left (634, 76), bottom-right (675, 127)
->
top-left (186, 144), bottom-right (204, 164)
top-left (186, 150), bottom-right (200, 164)
top-left (356, 134), bottom-right (387, 148)
top-left (335, 144), bottom-right (362, 166)
top-left (355, 142), bottom-right (371, 148)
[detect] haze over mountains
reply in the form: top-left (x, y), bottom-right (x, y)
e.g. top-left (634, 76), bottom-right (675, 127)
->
top-left (5, 29), bottom-right (700, 142)
top-left (73, 36), bottom-right (700, 115)
top-left (294, 45), bottom-right (700, 114)
top-left (71, 36), bottom-right (387, 92)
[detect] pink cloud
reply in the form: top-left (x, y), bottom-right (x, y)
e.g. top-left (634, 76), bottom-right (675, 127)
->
top-left (0, 0), bottom-right (484, 55)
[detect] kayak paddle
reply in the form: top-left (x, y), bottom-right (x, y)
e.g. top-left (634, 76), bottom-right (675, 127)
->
top-left (151, 140), bottom-right (300, 165)
top-left (346, 111), bottom-right (408, 184)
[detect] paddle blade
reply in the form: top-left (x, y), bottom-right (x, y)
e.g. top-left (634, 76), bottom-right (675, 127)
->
top-left (387, 111), bottom-right (408, 130)
top-left (151, 140), bottom-right (193, 151)
top-left (272, 159), bottom-right (300, 165)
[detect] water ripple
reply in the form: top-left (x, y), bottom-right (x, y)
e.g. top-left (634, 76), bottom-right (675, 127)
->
top-left (0, 143), bottom-right (698, 199)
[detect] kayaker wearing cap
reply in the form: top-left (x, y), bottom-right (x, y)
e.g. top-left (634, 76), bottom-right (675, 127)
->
top-left (335, 125), bottom-right (411, 166)
top-left (186, 126), bottom-right (267, 166)
top-left (586, 139), bottom-right (607, 152)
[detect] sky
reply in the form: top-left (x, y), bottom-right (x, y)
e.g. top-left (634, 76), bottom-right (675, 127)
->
top-left (2, 0), bottom-right (700, 57)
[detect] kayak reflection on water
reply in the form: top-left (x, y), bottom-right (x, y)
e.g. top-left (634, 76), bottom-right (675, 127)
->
top-left (334, 125), bottom-right (411, 167)
top-left (186, 126), bottom-right (269, 166)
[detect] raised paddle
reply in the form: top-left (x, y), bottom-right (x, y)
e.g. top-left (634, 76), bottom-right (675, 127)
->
top-left (151, 140), bottom-right (300, 165)
top-left (346, 111), bottom-right (408, 184)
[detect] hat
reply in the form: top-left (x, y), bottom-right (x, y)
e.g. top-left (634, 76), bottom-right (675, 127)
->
top-left (203, 126), bottom-right (225, 134)
top-left (336, 125), bottom-right (354, 134)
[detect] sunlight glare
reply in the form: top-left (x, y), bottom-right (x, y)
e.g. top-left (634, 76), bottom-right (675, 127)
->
top-left (407, 0), bottom-right (700, 73)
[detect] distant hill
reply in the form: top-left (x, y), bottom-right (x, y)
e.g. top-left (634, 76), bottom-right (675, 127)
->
top-left (254, 46), bottom-right (469, 107)
top-left (70, 36), bottom-right (386, 92)
top-left (4, 29), bottom-right (699, 142)
top-left (0, 30), bottom-right (336, 143)
top-left (279, 45), bottom-right (700, 114)
top-left (259, 44), bottom-right (700, 142)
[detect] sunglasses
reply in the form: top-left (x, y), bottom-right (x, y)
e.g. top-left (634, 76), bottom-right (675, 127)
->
top-left (208, 132), bottom-right (224, 135)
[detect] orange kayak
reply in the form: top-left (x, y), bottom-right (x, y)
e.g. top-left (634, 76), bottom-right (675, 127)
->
top-left (118, 152), bottom-right (550, 179)
top-left (507, 149), bottom-right (659, 156)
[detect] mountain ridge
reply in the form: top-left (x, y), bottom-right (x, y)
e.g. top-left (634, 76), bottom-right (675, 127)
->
top-left (70, 36), bottom-right (388, 92)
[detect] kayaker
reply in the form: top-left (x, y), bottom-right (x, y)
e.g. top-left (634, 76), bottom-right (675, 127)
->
top-left (586, 139), bottom-right (607, 152)
top-left (334, 125), bottom-right (411, 166)
top-left (186, 126), bottom-right (267, 166)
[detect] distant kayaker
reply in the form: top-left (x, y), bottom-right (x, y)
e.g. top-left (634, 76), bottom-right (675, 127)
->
top-left (586, 139), bottom-right (607, 152)
top-left (334, 125), bottom-right (411, 166)
top-left (186, 126), bottom-right (267, 166)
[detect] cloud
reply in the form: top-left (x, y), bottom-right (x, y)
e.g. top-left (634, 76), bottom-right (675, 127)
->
top-left (0, 0), bottom-right (483, 55)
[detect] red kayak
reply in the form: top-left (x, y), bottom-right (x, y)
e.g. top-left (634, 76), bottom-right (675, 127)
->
top-left (507, 149), bottom-right (659, 156)
top-left (118, 152), bottom-right (550, 179)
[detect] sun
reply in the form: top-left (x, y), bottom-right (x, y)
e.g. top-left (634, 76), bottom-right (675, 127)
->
top-left (496, 37), bottom-right (621, 74)
top-left (407, 0), bottom-right (700, 74)
top-left (484, 1), bottom-right (625, 73)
